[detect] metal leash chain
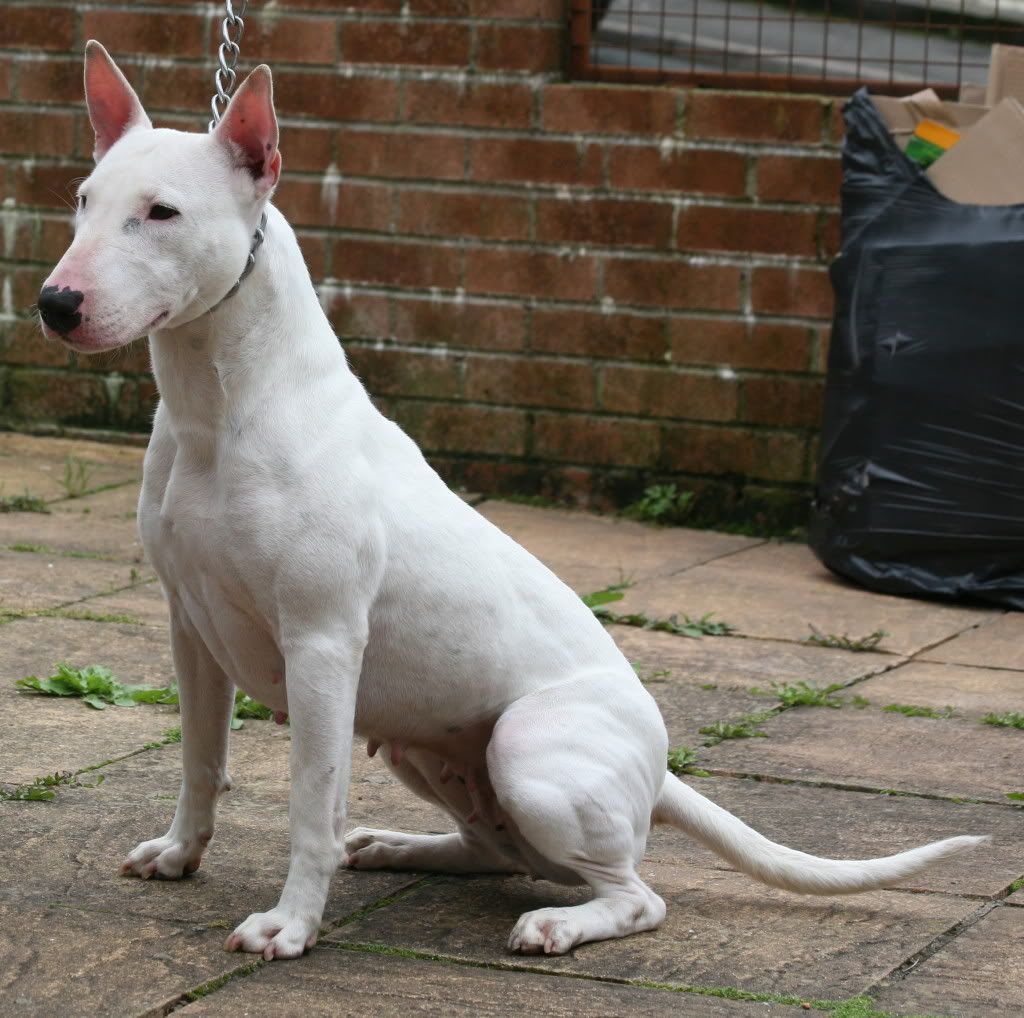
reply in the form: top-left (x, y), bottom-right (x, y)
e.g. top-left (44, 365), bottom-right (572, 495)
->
top-left (208, 0), bottom-right (267, 308)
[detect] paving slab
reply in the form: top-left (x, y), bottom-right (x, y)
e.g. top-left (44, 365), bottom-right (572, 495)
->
top-left (615, 543), bottom-right (994, 656)
top-left (177, 945), bottom-right (804, 1017)
top-left (923, 613), bottom-right (1024, 671)
top-left (0, 432), bottom-right (144, 502)
top-left (647, 679), bottom-right (769, 749)
top-left (0, 616), bottom-right (177, 782)
top-left (328, 863), bottom-right (972, 1000)
top-left (50, 481), bottom-right (143, 519)
top-left (0, 549), bottom-right (153, 612)
top-left (701, 708), bottom-right (1024, 804)
top-left (873, 905), bottom-right (1024, 1017)
top-left (0, 505), bottom-right (144, 562)
top-left (77, 580), bottom-right (170, 627)
top-left (853, 661), bottom-right (1024, 720)
top-left (646, 776), bottom-right (1024, 897)
top-left (0, 903), bottom-right (242, 1018)
top-left (609, 624), bottom-right (896, 692)
top-left (475, 501), bottom-right (757, 594)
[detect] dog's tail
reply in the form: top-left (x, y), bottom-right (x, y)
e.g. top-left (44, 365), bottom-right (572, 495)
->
top-left (653, 773), bottom-right (988, 895)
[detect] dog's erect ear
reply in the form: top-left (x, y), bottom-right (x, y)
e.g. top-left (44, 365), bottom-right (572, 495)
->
top-left (213, 65), bottom-right (282, 196)
top-left (84, 40), bottom-right (152, 163)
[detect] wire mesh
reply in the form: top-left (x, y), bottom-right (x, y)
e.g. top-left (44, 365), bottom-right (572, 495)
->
top-left (571, 0), bottom-right (1024, 96)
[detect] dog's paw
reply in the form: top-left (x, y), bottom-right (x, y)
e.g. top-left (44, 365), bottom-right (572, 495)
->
top-left (508, 908), bottom-right (579, 955)
top-left (225, 908), bottom-right (318, 960)
top-left (120, 833), bottom-right (207, 879)
top-left (344, 827), bottom-right (409, 869)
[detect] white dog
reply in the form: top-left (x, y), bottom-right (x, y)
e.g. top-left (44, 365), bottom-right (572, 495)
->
top-left (38, 42), bottom-right (985, 962)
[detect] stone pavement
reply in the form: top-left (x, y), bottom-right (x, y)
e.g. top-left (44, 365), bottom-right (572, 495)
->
top-left (1, 432), bottom-right (1021, 1018)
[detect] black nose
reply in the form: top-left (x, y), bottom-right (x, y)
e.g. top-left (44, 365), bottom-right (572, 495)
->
top-left (38, 285), bottom-right (85, 335)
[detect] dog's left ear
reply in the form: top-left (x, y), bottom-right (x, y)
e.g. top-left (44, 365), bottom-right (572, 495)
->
top-left (213, 65), bottom-right (282, 197)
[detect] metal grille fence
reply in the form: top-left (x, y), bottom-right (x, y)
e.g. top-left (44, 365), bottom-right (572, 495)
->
top-left (570, 0), bottom-right (1024, 96)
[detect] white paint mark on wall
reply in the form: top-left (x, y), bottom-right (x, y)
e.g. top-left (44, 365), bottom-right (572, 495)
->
top-left (320, 162), bottom-right (342, 222)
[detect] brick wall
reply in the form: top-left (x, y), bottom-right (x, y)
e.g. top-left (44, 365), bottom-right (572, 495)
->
top-left (0, 1), bottom-right (842, 513)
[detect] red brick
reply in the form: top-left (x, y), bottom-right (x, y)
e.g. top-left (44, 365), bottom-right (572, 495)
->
top-left (323, 291), bottom-right (391, 339)
top-left (110, 340), bottom-right (153, 376)
top-left (470, 138), bottom-right (602, 187)
top-left (828, 101), bottom-right (846, 145)
top-left (0, 111), bottom-right (74, 157)
top-left (22, 56), bottom-right (134, 106)
top-left (0, 59), bottom-right (11, 101)
top-left (338, 130), bottom-right (464, 180)
top-left (464, 355), bottom-right (595, 410)
top-left (215, 14), bottom-right (336, 65)
top-left (277, 178), bottom-right (392, 232)
top-left (532, 308), bottom-right (667, 362)
top-left (532, 412), bottom-right (661, 468)
top-left (756, 154), bottom-right (841, 204)
top-left (820, 211), bottom-right (841, 260)
top-left (741, 377), bottom-right (825, 428)
top-left (11, 162), bottom-right (87, 209)
top-left (751, 266), bottom-right (833, 319)
top-left (464, 249), bottom-right (596, 301)
top-left (0, 320), bottom-right (74, 370)
top-left (392, 297), bottom-right (525, 352)
top-left (139, 65), bottom-right (208, 114)
top-left (604, 258), bottom-right (742, 312)
top-left (279, 125), bottom-right (334, 172)
top-left (404, 80), bottom-right (534, 130)
top-left (342, 21), bottom-right (471, 67)
top-left (476, 24), bottom-right (562, 72)
top-left (83, 11), bottom-right (206, 57)
top-left (669, 319), bottom-right (812, 373)
top-left (608, 146), bottom-right (747, 197)
top-left (542, 85), bottom-right (677, 136)
top-left (469, 0), bottom-right (563, 16)
top-left (274, 71), bottom-right (399, 122)
top-left (392, 401), bottom-right (527, 456)
top-left (663, 423), bottom-right (808, 483)
top-left (296, 233), bottom-right (328, 281)
top-left (677, 206), bottom-right (818, 258)
top-left (332, 238), bottom-right (461, 290)
top-left (346, 345), bottom-right (460, 398)
top-left (5, 7), bottom-right (74, 51)
top-left (398, 190), bottom-right (529, 241)
top-left (5, 368), bottom-right (111, 426)
top-left (601, 365), bottom-right (736, 422)
top-left (536, 197), bottom-right (672, 249)
top-left (687, 92), bottom-right (826, 144)
top-left (36, 217), bottom-right (74, 262)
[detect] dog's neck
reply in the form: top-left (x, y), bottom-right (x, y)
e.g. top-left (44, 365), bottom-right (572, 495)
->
top-left (148, 205), bottom-right (353, 446)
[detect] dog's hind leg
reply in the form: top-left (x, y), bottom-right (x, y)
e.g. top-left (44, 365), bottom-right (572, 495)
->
top-left (487, 675), bottom-right (670, 955)
top-left (345, 828), bottom-right (516, 874)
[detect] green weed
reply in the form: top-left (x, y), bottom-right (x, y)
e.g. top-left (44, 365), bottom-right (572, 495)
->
top-left (805, 625), bottom-right (889, 652)
top-left (667, 746), bottom-right (710, 777)
top-left (16, 663), bottom-right (179, 710)
top-left (0, 489), bottom-right (50, 513)
top-left (760, 680), bottom-right (845, 708)
top-left (624, 484), bottom-right (695, 525)
top-left (634, 664), bottom-right (671, 684)
top-left (699, 713), bottom-right (773, 745)
top-left (232, 692), bottom-right (274, 729)
top-left (1007, 876), bottom-right (1024, 894)
top-left (61, 455), bottom-right (94, 498)
top-left (851, 694), bottom-right (871, 709)
top-left (982, 712), bottom-right (1024, 730)
top-left (0, 770), bottom-right (102, 802)
top-left (162, 726), bottom-right (182, 744)
top-left (882, 703), bottom-right (955, 720)
top-left (1007, 792), bottom-right (1024, 802)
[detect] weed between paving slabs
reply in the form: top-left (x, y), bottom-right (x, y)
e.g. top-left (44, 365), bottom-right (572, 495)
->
top-left (1, 435), bottom-right (1022, 1017)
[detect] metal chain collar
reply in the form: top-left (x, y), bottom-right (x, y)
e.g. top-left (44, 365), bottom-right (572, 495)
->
top-left (208, 0), bottom-right (267, 311)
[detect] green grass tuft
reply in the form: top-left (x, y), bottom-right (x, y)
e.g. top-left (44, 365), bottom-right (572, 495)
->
top-left (623, 484), bottom-right (695, 525)
top-left (699, 713), bottom-right (773, 745)
top-left (805, 625), bottom-right (889, 652)
top-left (882, 703), bottom-right (955, 720)
top-left (766, 680), bottom-right (845, 708)
top-left (667, 746), bottom-right (711, 777)
top-left (982, 711), bottom-right (1024, 730)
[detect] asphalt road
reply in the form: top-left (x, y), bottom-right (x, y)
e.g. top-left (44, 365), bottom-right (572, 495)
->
top-left (594, 0), bottom-right (1010, 87)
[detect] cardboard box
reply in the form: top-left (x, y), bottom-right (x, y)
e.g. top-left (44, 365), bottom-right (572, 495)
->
top-left (926, 98), bottom-right (1024, 205)
top-left (986, 44), bottom-right (1024, 105)
top-left (872, 91), bottom-right (989, 150)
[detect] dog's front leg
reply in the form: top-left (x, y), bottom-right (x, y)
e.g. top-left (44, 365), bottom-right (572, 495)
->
top-left (226, 633), bottom-right (363, 961)
top-left (121, 609), bottom-right (234, 878)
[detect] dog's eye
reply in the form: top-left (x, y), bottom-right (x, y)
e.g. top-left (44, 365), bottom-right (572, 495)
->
top-left (149, 204), bottom-right (180, 221)
top-left (78, 195), bottom-right (87, 211)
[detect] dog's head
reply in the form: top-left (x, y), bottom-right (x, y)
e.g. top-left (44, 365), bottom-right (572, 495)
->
top-left (38, 41), bottom-right (282, 353)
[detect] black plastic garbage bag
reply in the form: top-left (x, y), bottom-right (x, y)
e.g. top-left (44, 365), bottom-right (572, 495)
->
top-left (809, 88), bottom-right (1024, 609)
